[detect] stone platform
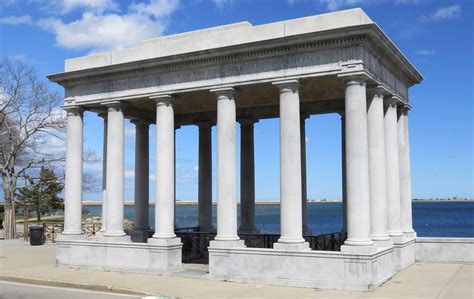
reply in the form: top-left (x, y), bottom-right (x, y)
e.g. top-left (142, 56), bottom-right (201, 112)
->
top-left (209, 239), bottom-right (415, 291)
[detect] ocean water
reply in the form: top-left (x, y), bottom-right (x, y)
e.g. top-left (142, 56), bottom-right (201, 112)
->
top-left (84, 201), bottom-right (474, 237)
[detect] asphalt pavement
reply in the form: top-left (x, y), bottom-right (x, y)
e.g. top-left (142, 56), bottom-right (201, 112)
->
top-left (0, 281), bottom-right (146, 299)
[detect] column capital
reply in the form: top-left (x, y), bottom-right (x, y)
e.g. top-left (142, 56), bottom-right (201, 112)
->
top-left (272, 79), bottom-right (300, 93)
top-left (63, 105), bottom-right (84, 116)
top-left (210, 87), bottom-right (234, 99)
top-left (384, 96), bottom-right (402, 108)
top-left (238, 118), bottom-right (258, 126)
top-left (151, 94), bottom-right (175, 106)
top-left (397, 104), bottom-right (411, 116)
top-left (344, 76), bottom-right (367, 87)
top-left (102, 100), bottom-right (124, 111)
top-left (367, 85), bottom-right (386, 98)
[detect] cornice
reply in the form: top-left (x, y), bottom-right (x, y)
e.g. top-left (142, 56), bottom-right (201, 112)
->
top-left (48, 34), bottom-right (369, 87)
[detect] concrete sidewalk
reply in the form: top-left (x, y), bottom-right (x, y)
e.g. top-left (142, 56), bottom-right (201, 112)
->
top-left (1, 239), bottom-right (472, 298)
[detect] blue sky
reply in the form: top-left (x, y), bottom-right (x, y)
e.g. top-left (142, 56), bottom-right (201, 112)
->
top-left (1, 0), bottom-right (472, 201)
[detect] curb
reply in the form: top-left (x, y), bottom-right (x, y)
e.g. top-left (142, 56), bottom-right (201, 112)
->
top-left (0, 275), bottom-right (154, 297)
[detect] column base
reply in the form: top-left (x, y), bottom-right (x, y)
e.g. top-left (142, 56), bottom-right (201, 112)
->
top-left (209, 239), bottom-right (245, 249)
top-left (273, 242), bottom-right (310, 251)
top-left (403, 230), bottom-right (417, 240)
top-left (389, 232), bottom-right (406, 245)
top-left (130, 229), bottom-right (150, 243)
top-left (148, 237), bottom-right (182, 246)
top-left (238, 226), bottom-right (260, 235)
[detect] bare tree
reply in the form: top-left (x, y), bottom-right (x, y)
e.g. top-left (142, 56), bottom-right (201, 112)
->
top-left (1, 57), bottom-right (66, 239)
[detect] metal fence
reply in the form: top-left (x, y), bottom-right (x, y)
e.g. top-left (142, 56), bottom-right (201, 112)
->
top-left (42, 222), bottom-right (102, 242)
top-left (42, 223), bottom-right (347, 264)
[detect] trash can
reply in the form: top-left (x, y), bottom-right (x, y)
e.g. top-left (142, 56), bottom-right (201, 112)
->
top-left (29, 226), bottom-right (44, 245)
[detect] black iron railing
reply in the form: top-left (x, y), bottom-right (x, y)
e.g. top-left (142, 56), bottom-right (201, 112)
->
top-left (176, 229), bottom-right (348, 264)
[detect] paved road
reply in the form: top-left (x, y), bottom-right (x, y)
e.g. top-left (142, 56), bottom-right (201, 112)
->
top-left (0, 281), bottom-right (143, 299)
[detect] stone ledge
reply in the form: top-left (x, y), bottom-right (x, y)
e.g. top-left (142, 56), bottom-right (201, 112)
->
top-left (209, 246), bottom-right (398, 291)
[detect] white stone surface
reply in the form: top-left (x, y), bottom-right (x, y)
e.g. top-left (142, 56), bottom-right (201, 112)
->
top-left (239, 119), bottom-right (259, 234)
top-left (415, 238), bottom-right (474, 263)
top-left (64, 9), bottom-right (373, 72)
top-left (275, 80), bottom-right (306, 248)
top-left (341, 78), bottom-right (374, 252)
top-left (63, 107), bottom-right (84, 237)
top-left (367, 89), bottom-right (391, 247)
top-left (103, 103), bottom-right (127, 238)
top-left (153, 98), bottom-right (176, 240)
top-left (300, 115), bottom-right (312, 236)
top-left (384, 98), bottom-right (404, 242)
top-left (214, 88), bottom-right (240, 243)
top-left (398, 106), bottom-right (416, 239)
top-left (99, 114), bottom-right (107, 233)
top-left (56, 239), bottom-right (182, 273)
top-left (132, 120), bottom-right (150, 241)
top-left (209, 246), bottom-right (397, 291)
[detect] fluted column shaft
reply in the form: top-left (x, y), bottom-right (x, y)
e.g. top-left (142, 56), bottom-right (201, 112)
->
top-left (99, 114), bottom-right (107, 233)
top-left (239, 119), bottom-right (259, 234)
top-left (384, 98), bottom-right (405, 243)
top-left (398, 105), bottom-right (416, 239)
top-left (367, 90), bottom-right (391, 246)
top-left (104, 103), bottom-right (126, 238)
top-left (213, 88), bottom-right (241, 243)
top-left (133, 120), bottom-right (150, 231)
top-left (153, 99), bottom-right (176, 239)
top-left (300, 115), bottom-right (312, 236)
top-left (341, 113), bottom-right (347, 233)
top-left (274, 80), bottom-right (307, 250)
top-left (198, 122), bottom-right (214, 232)
top-left (62, 107), bottom-right (84, 237)
top-left (341, 78), bottom-right (374, 252)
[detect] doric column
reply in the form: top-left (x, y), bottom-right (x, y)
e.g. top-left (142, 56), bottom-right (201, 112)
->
top-left (61, 106), bottom-right (85, 239)
top-left (98, 113), bottom-right (107, 234)
top-left (197, 121), bottom-right (214, 232)
top-left (103, 102), bottom-right (128, 240)
top-left (384, 97), bottom-right (405, 243)
top-left (238, 118), bottom-right (259, 234)
top-left (367, 88), bottom-right (392, 247)
top-left (174, 126), bottom-right (179, 229)
top-left (341, 78), bottom-right (374, 253)
top-left (131, 120), bottom-right (150, 242)
top-left (151, 97), bottom-right (179, 243)
top-left (209, 87), bottom-right (244, 248)
top-left (300, 114), bottom-right (312, 236)
top-left (273, 80), bottom-right (308, 250)
top-left (398, 104), bottom-right (416, 239)
top-left (340, 113), bottom-right (347, 233)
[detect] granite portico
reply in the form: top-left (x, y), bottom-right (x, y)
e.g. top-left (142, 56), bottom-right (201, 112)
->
top-left (49, 8), bottom-right (422, 291)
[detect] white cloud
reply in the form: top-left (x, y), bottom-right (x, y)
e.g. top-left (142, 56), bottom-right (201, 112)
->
top-left (319, 0), bottom-right (363, 11)
top-left (37, 0), bottom-right (179, 53)
top-left (129, 0), bottom-right (178, 18)
top-left (420, 5), bottom-right (462, 22)
top-left (0, 15), bottom-right (32, 25)
top-left (58, 0), bottom-right (119, 14)
top-left (212, 0), bottom-right (233, 9)
top-left (125, 169), bottom-right (135, 178)
top-left (415, 49), bottom-right (434, 56)
top-left (8, 53), bottom-right (27, 61)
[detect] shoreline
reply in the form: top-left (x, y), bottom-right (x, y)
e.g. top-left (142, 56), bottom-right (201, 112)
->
top-left (81, 199), bottom-right (474, 207)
